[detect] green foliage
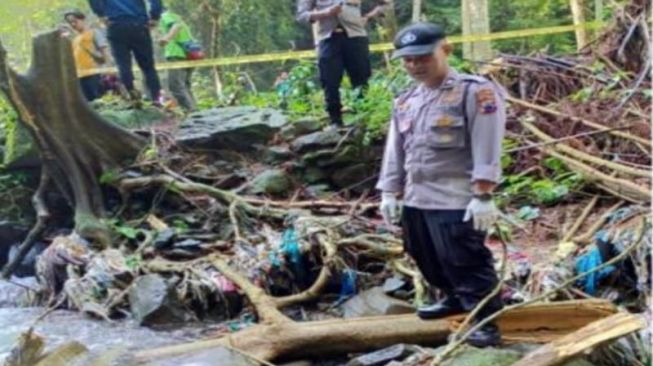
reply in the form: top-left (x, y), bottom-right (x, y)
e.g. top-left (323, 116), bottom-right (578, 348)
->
top-left (0, 97), bottom-right (35, 167)
top-left (0, 0), bottom-right (86, 61)
top-left (499, 156), bottom-right (585, 206)
top-left (0, 171), bottom-right (33, 223)
top-left (106, 218), bottom-right (142, 240)
top-left (99, 169), bottom-right (120, 185)
top-left (490, 0), bottom-right (577, 54)
top-left (125, 254), bottom-right (142, 270)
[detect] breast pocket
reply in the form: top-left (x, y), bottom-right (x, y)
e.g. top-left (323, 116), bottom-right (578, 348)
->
top-left (428, 113), bottom-right (466, 149)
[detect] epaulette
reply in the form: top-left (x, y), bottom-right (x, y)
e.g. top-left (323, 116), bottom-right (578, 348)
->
top-left (459, 74), bottom-right (490, 84)
top-left (460, 74), bottom-right (507, 98)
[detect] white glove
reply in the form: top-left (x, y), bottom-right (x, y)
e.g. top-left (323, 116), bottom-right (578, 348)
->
top-left (463, 197), bottom-right (499, 232)
top-left (380, 192), bottom-right (400, 226)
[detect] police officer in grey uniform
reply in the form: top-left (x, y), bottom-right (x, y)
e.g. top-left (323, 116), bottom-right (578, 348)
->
top-left (297, 0), bottom-right (387, 126)
top-left (377, 22), bottom-right (506, 347)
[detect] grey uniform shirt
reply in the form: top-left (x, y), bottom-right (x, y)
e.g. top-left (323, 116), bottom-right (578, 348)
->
top-left (297, 0), bottom-right (384, 43)
top-left (376, 69), bottom-right (506, 210)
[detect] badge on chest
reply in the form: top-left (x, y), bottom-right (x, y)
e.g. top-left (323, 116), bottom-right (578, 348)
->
top-left (433, 115), bottom-right (454, 128)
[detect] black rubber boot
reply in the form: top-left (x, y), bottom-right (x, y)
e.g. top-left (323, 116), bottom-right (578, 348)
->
top-left (466, 322), bottom-right (502, 348)
top-left (417, 297), bottom-right (465, 320)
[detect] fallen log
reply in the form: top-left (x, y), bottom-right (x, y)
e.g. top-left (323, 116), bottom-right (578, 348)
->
top-left (133, 300), bottom-right (617, 363)
top-left (510, 312), bottom-right (646, 366)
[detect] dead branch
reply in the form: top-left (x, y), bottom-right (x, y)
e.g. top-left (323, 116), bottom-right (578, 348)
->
top-left (561, 195), bottom-right (599, 243)
top-left (508, 97), bottom-right (651, 147)
top-left (520, 119), bottom-right (650, 178)
top-left (119, 175), bottom-right (288, 219)
top-left (510, 312), bottom-right (646, 366)
top-left (544, 149), bottom-right (649, 203)
top-left (2, 170), bottom-right (51, 278)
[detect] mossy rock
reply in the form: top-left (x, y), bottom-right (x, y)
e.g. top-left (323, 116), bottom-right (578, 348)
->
top-left (303, 167), bottom-right (328, 184)
top-left (440, 345), bottom-right (596, 366)
top-left (441, 346), bottom-right (520, 366)
top-left (251, 169), bottom-right (293, 196)
top-left (99, 107), bottom-right (166, 129)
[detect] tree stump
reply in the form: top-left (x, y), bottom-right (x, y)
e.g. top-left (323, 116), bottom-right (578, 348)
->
top-left (0, 30), bottom-right (145, 247)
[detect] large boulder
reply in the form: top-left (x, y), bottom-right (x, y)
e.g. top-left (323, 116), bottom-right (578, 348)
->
top-left (342, 287), bottom-right (415, 318)
top-left (291, 129), bottom-right (341, 154)
top-left (8, 241), bottom-right (47, 278)
top-left (177, 107), bottom-right (287, 151)
top-left (264, 146), bottom-right (293, 164)
top-left (348, 344), bottom-right (418, 366)
top-left (332, 163), bottom-right (376, 191)
top-left (435, 345), bottom-right (595, 366)
top-left (0, 221), bottom-right (29, 269)
top-left (149, 346), bottom-right (258, 366)
top-left (280, 117), bottom-right (324, 140)
top-left (129, 274), bottom-right (192, 326)
top-left (99, 106), bottom-right (166, 129)
top-left (250, 169), bottom-right (293, 196)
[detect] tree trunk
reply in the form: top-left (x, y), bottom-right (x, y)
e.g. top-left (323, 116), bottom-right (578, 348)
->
top-left (412, 0), bottom-right (423, 22)
top-left (135, 300), bottom-right (616, 363)
top-left (0, 31), bottom-right (145, 247)
top-left (462, 0), bottom-right (493, 62)
top-left (570, 0), bottom-right (589, 50)
top-left (594, 0), bottom-right (603, 21)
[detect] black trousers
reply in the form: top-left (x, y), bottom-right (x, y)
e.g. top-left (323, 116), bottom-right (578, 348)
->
top-left (317, 33), bottom-right (371, 125)
top-left (401, 207), bottom-right (503, 319)
top-left (107, 22), bottom-right (161, 100)
top-left (79, 75), bottom-right (101, 101)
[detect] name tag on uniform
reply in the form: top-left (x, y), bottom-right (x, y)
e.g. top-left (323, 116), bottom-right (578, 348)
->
top-left (437, 133), bottom-right (454, 143)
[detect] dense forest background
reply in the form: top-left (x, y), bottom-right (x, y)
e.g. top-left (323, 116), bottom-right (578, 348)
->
top-left (0, 0), bottom-right (607, 88)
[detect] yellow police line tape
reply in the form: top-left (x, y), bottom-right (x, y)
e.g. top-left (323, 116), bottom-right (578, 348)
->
top-left (86, 21), bottom-right (603, 75)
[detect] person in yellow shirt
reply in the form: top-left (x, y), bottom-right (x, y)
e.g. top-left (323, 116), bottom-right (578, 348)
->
top-left (64, 10), bottom-right (111, 101)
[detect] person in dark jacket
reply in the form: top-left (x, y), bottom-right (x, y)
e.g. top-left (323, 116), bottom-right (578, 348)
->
top-left (88, 0), bottom-right (163, 105)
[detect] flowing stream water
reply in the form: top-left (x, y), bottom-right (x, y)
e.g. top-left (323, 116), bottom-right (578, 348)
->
top-left (0, 278), bottom-right (211, 365)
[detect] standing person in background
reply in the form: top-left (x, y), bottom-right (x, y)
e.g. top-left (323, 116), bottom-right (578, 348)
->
top-left (159, 8), bottom-right (197, 111)
top-left (297, 0), bottom-right (388, 127)
top-left (64, 10), bottom-right (111, 102)
top-left (88, 0), bottom-right (163, 107)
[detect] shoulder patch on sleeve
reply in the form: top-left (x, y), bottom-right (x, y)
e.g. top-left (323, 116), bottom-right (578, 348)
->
top-left (476, 87), bottom-right (498, 114)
